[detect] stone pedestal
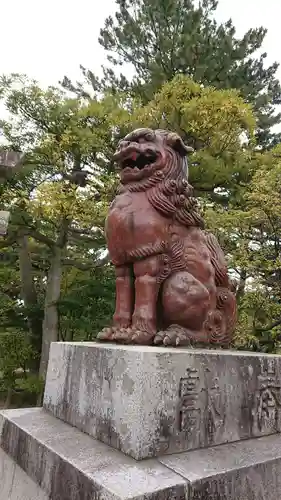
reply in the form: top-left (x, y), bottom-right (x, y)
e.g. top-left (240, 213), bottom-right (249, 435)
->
top-left (44, 342), bottom-right (281, 460)
top-left (2, 342), bottom-right (281, 500)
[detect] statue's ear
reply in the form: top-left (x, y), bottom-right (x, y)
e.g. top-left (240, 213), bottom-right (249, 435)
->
top-left (166, 132), bottom-right (194, 157)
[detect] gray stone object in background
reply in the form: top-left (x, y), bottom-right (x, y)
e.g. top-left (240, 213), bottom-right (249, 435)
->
top-left (0, 151), bottom-right (24, 169)
top-left (44, 342), bottom-right (281, 460)
top-left (0, 150), bottom-right (24, 237)
top-left (0, 210), bottom-right (10, 236)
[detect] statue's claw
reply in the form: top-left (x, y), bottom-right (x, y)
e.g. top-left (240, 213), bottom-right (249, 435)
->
top-left (112, 327), bottom-right (134, 343)
top-left (131, 329), bottom-right (155, 345)
top-left (97, 327), bottom-right (116, 341)
top-left (154, 331), bottom-right (165, 345)
top-left (163, 331), bottom-right (192, 346)
top-left (154, 325), bottom-right (194, 347)
top-left (98, 326), bottom-right (156, 345)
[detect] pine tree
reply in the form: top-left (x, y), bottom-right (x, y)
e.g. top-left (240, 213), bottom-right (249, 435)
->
top-left (72, 0), bottom-right (281, 148)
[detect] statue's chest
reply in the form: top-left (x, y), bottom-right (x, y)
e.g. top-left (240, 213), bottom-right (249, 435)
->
top-left (108, 192), bottom-right (154, 226)
top-left (109, 192), bottom-right (136, 212)
top-left (106, 192), bottom-right (167, 242)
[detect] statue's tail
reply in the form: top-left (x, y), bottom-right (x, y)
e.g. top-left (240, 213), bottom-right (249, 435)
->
top-left (203, 231), bottom-right (231, 289)
top-left (204, 231), bottom-right (237, 341)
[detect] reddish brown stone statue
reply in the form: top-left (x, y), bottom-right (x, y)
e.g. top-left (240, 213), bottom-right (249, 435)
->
top-left (98, 128), bottom-right (236, 347)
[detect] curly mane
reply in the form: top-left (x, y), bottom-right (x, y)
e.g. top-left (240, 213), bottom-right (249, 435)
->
top-left (119, 129), bottom-right (204, 229)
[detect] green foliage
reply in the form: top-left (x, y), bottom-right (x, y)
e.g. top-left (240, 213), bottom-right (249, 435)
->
top-left (235, 289), bottom-right (281, 353)
top-left (0, 76), bottom-right (132, 382)
top-left (132, 75), bottom-right (256, 202)
top-left (58, 266), bottom-right (115, 341)
top-left (0, 330), bottom-right (40, 400)
top-left (135, 75), bottom-right (256, 147)
top-left (0, 249), bottom-right (26, 329)
top-left (203, 145), bottom-right (281, 352)
top-left (89, 0), bottom-right (281, 147)
top-left (0, 331), bottom-right (34, 377)
top-left (16, 374), bottom-right (44, 395)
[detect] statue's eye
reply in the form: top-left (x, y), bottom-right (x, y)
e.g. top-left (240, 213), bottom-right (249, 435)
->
top-left (144, 132), bottom-right (154, 142)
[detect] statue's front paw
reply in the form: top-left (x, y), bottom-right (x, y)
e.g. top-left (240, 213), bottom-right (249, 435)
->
top-left (113, 314), bottom-right (132, 330)
top-left (154, 325), bottom-right (193, 347)
top-left (112, 326), bottom-right (156, 345)
top-left (129, 316), bottom-right (157, 345)
top-left (112, 327), bottom-right (134, 343)
top-left (131, 328), bottom-right (156, 345)
top-left (97, 327), bottom-right (116, 341)
top-left (110, 326), bottom-right (156, 345)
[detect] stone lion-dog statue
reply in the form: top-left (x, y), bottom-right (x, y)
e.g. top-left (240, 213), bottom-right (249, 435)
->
top-left (98, 128), bottom-right (236, 347)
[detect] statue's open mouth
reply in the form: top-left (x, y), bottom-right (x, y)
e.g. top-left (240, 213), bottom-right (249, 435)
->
top-left (121, 151), bottom-right (158, 171)
top-left (113, 144), bottom-right (160, 171)
top-left (113, 143), bottom-right (163, 183)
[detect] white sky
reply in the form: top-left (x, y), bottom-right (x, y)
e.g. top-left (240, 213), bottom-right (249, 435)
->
top-left (1, 0), bottom-right (281, 87)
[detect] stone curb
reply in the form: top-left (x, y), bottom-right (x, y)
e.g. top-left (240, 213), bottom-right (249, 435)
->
top-left (0, 408), bottom-right (188, 500)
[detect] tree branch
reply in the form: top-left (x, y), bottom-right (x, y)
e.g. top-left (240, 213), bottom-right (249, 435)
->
top-left (62, 252), bottom-right (109, 270)
top-left (56, 218), bottom-right (71, 248)
top-left (0, 235), bottom-right (17, 248)
top-left (69, 226), bottom-right (104, 243)
top-left (255, 318), bottom-right (281, 333)
top-left (69, 226), bottom-right (104, 236)
top-left (69, 233), bottom-right (101, 244)
top-left (28, 229), bottom-right (55, 248)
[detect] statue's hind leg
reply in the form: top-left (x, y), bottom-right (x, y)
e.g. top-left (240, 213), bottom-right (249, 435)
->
top-left (154, 271), bottom-right (213, 346)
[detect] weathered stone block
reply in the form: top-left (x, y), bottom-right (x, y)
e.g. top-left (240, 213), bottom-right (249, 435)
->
top-left (2, 408), bottom-right (281, 500)
top-left (44, 342), bottom-right (281, 460)
top-left (0, 448), bottom-right (48, 500)
top-left (0, 408), bottom-right (187, 500)
top-left (160, 433), bottom-right (281, 500)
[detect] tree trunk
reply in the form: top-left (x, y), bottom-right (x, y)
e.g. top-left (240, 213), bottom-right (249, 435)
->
top-left (65, 329), bottom-right (74, 342)
top-left (37, 217), bottom-right (70, 405)
top-left (236, 269), bottom-right (247, 303)
top-left (39, 247), bottom-right (63, 381)
top-left (4, 388), bottom-right (13, 409)
top-left (18, 235), bottom-right (42, 371)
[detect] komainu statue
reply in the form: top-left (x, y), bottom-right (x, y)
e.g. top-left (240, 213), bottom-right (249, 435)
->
top-left (98, 128), bottom-right (236, 347)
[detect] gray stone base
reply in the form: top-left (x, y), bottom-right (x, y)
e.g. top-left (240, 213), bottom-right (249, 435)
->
top-left (161, 435), bottom-right (281, 498)
top-left (44, 342), bottom-right (281, 460)
top-left (0, 448), bottom-right (48, 500)
top-left (2, 407), bottom-right (281, 500)
top-left (0, 408), bottom-right (187, 500)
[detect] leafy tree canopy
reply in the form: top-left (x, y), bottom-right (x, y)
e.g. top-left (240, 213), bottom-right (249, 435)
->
top-left (69, 0), bottom-right (281, 148)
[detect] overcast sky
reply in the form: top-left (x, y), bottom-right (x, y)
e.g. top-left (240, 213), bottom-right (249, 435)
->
top-left (1, 0), bottom-right (281, 86)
